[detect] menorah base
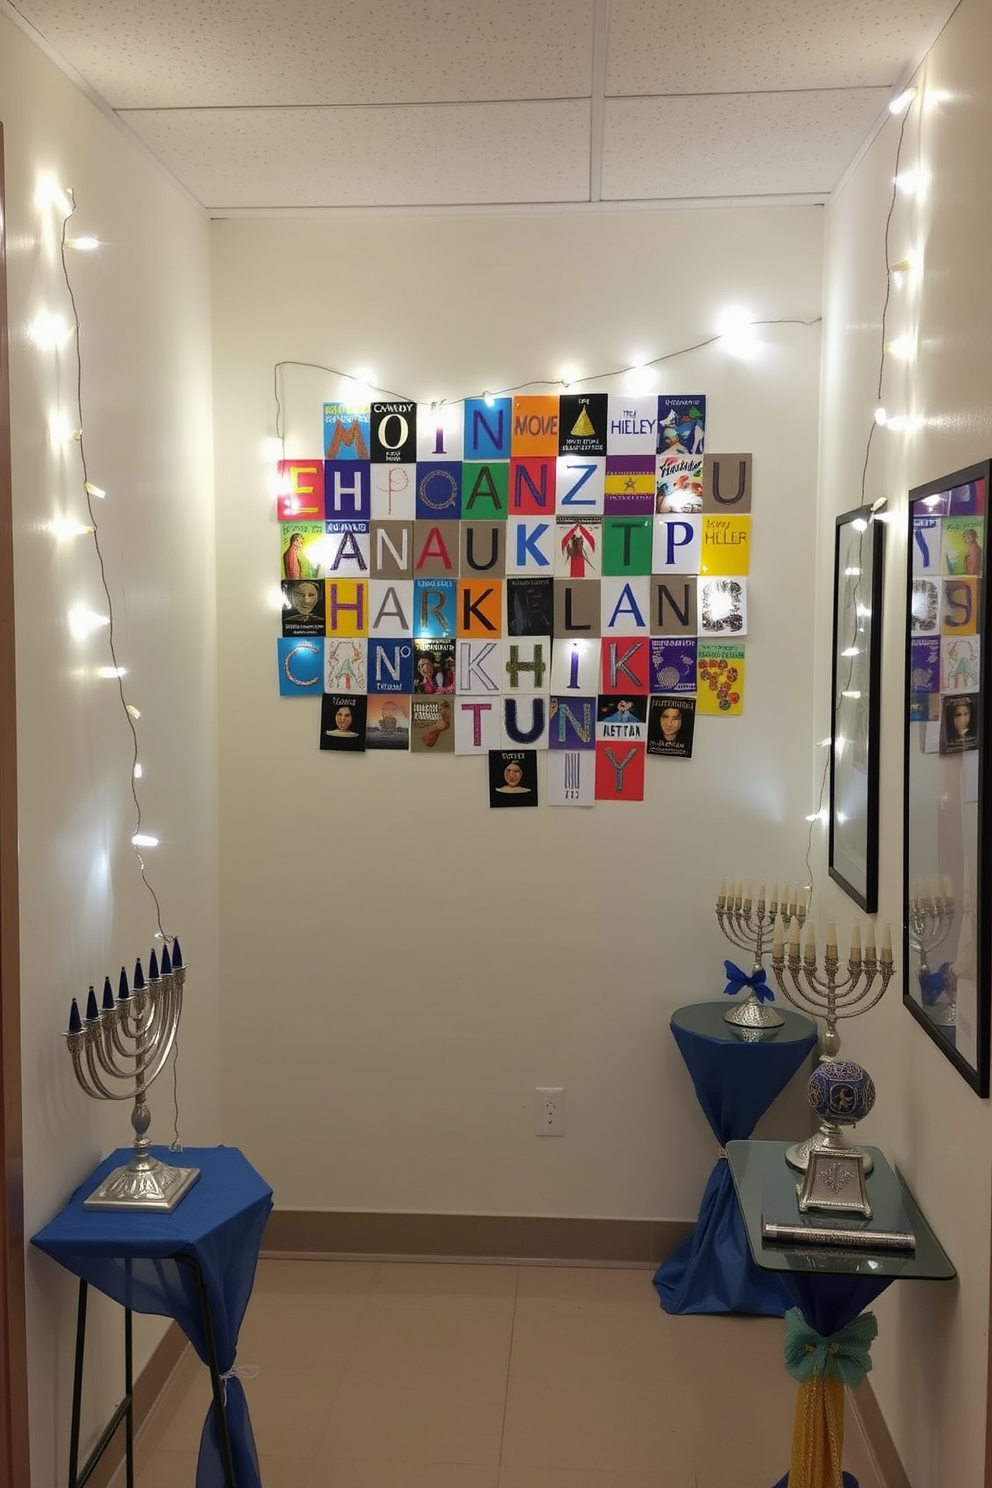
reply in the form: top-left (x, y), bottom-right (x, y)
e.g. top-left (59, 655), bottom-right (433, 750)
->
top-left (723, 994), bottom-right (785, 1029)
top-left (84, 1155), bottom-right (201, 1211)
top-left (786, 1129), bottom-right (873, 1176)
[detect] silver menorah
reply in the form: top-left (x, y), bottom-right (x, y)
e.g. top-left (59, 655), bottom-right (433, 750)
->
top-left (909, 880), bottom-right (957, 1025)
top-left (716, 880), bottom-right (808, 1030)
top-left (65, 939), bottom-right (200, 1211)
top-left (771, 915), bottom-right (895, 1171)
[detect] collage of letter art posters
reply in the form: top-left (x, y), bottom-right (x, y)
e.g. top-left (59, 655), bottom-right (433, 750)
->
top-left (909, 473), bottom-right (984, 758)
top-left (274, 395), bottom-right (756, 804)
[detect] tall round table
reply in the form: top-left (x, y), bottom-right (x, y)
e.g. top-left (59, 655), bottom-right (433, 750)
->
top-left (654, 1000), bottom-right (818, 1316)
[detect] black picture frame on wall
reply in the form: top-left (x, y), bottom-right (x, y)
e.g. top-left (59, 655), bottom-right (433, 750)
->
top-left (903, 460), bottom-right (990, 1097)
top-left (828, 508), bottom-right (884, 913)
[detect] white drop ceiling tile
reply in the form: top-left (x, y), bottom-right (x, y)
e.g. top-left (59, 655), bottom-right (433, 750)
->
top-left (602, 89), bottom-right (888, 199)
top-left (15, 0), bottom-right (595, 108)
top-left (120, 101), bottom-right (593, 210)
top-left (606, 0), bottom-right (953, 93)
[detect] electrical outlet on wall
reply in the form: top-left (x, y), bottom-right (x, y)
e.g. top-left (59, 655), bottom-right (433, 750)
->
top-left (535, 1086), bottom-right (565, 1136)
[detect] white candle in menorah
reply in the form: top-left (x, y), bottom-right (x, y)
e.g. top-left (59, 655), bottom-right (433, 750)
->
top-left (909, 877), bottom-right (956, 1025)
top-left (716, 879), bottom-right (808, 1030)
top-left (65, 939), bottom-right (200, 1211)
top-left (770, 913), bottom-right (895, 1173)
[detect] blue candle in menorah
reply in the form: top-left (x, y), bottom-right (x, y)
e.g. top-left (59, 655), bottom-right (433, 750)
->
top-left (64, 938), bottom-right (200, 1211)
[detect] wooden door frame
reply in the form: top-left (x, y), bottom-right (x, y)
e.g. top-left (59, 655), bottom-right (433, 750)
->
top-left (0, 121), bottom-right (31, 1488)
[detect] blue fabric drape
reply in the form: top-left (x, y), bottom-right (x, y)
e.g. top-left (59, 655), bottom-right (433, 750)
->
top-left (32, 1146), bottom-right (273, 1488)
top-left (771, 1273), bottom-right (893, 1488)
top-left (654, 1009), bottom-right (817, 1316)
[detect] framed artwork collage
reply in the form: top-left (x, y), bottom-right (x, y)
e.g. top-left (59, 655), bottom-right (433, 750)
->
top-left (276, 391), bottom-right (753, 807)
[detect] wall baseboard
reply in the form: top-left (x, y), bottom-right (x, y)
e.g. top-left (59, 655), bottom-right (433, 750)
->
top-left (848, 1377), bottom-right (911, 1488)
top-left (85, 1321), bottom-right (188, 1488)
top-left (261, 1209), bottom-right (694, 1267)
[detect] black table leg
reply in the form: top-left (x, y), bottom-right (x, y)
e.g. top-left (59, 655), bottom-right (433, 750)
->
top-left (67, 1278), bottom-right (135, 1488)
top-left (68, 1280), bottom-right (87, 1488)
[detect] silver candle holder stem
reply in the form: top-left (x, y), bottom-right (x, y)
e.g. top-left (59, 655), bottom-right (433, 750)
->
top-left (65, 940), bottom-right (200, 1211)
top-left (771, 914), bottom-right (895, 1171)
top-left (715, 878), bottom-right (808, 1029)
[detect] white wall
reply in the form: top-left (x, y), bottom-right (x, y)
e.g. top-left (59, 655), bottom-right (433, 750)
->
top-left (211, 208), bottom-right (824, 1218)
top-left (1, 12), bottom-right (220, 1483)
top-left (818, 0), bottom-right (992, 1480)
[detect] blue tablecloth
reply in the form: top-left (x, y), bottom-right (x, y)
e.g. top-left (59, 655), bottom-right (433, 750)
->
top-left (654, 1003), bottom-right (817, 1316)
top-left (32, 1145), bottom-right (273, 1488)
top-left (771, 1272), bottom-right (892, 1488)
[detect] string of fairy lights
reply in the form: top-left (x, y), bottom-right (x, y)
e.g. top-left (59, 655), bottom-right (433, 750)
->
top-left (34, 178), bottom-right (185, 1144)
top-left (800, 81), bottom-right (928, 911)
top-left (38, 76), bottom-right (930, 968)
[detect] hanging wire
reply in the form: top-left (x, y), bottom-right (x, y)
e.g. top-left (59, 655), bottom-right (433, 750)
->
top-left (803, 97), bottom-right (916, 912)
top-left (58, 192), bottom-right (185, 1148)
top-left (271, 318), bottom-right (821, 445)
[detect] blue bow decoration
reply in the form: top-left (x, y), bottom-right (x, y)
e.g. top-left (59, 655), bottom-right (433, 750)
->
top-left (722, 960), bottom-right (775, 1004)
top-left (920, 962), bottom-right (951, 1006)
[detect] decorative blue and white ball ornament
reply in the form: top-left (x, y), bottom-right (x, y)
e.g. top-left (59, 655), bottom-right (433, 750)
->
top-left (808, 1059), bottom-right (875, 1127)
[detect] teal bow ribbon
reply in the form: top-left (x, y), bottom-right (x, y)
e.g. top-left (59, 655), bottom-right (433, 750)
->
top-left (782, 1307), bottom-right (878, 1387)
top-left (722, 960), bottom-right (775, 1004)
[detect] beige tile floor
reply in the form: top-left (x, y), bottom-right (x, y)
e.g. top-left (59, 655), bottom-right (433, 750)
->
top-left (127, 1258), bottom-right (884, 1488)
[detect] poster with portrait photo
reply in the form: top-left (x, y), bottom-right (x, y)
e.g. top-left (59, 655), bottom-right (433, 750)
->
top-left (281, 579), bottom-right (326, 636)
top-left (940, 692), bottom-right (979, 755)
top-left (320, 694), bottom-right (366, 752)
top-left (413, 639), bottom-right (456, 694)
top-left (280, 523), bottom-right (325, 581)
top-left (647, 695), bottom-right (696, 758)
top-left (488, 750), bottom-right (539, 808)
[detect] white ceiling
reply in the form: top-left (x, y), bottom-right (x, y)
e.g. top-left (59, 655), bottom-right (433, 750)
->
top-left (5, 0), bottom-right (957, 215)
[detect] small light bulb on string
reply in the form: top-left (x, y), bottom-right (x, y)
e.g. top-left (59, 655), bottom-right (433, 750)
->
top-left (68, 605), bottom-right (110, 640)
top-left (35, 176), bottom-right (74, 217)
top-left (884, 335), bottom-right (916, 360)
top-left (28, 312), bottom-right (74, 349)
top-left (49, 412), bottom-right (77, 446)
top-left (126, 704), bottom-right (141, 719)
top-left (343, 369), bottom-right (374, 408)
top-left (559, 365), bottom-right (580, 392)
top-left (874, 406), bottom-right (888, 426)
top-left (97, 666), bottom-right (127, 678)
top-left (133, 763), bottom-right (143, 780)
top-left (84, 481), bottom-right (106, 499)
top-left (717, 305), bottom-right (760, 360)
top-left (482, 392), bottom-right (496, 407)
top-left (64, 236), bottom-right (100, 251)
top-left (48, 517), bottom-right (95, 539)
top-left (624, 363), bottom-right (657, 395)
top-left (889, 87), bottom-right (918, 116)
top-left (131, 833), bottom-right (159, 848)
top-left (895, 169), bottom-right (928, 198)
top-left (852, 515), bottom-right (869, 533)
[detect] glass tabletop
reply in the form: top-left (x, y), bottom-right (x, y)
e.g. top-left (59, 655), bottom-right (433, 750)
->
top-left (673, 1001), bottom-right (817, 1047)
top-left (726, 1140), bottom-right (956, 1280)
